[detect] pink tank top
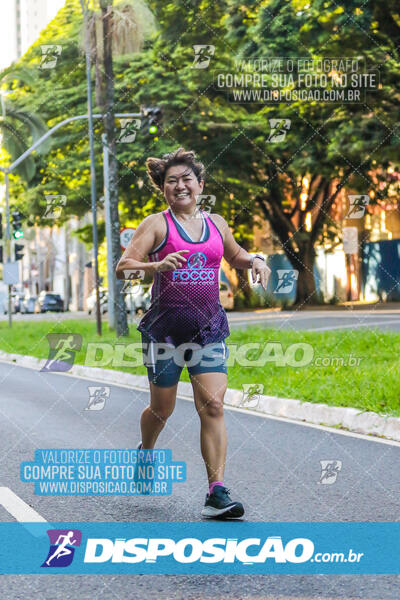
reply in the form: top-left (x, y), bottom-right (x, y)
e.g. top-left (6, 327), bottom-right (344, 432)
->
top-left (137, 208), bottom-right (230, 346)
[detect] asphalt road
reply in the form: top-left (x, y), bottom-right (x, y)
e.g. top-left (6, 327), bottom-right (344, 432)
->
top-left (227, 309), bottom-right (400, 332)
top-left (0, 361), bottom-right (399, 598)
top-left (1, 307), bottom-right (399, 332)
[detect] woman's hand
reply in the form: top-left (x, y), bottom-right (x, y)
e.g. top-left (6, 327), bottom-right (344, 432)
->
top-left (252, 258), bottom-right (271, 290)
top-left (155, 250), bottom-right (189, 272)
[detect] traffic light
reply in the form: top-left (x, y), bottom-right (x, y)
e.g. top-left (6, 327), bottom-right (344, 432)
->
top-left (11, 210), bottom-right (24, 239)
top-left (141, 106), bottom-right (162, 136)
top-left (14, 243), bottom-right (24, 261)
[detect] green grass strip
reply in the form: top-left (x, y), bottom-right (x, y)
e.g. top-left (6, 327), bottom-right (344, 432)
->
top-left (0, 320), bottom-right (398, 417)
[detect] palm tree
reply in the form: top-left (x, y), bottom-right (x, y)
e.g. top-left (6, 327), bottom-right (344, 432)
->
top-left (86, 0), bottom-right (157, 110)
top-left (80, 0), bottom-right (157, 336)
top-left (0, 65), bottom-right (50, 182)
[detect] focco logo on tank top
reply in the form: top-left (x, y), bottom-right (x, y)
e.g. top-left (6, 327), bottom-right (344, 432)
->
top-left (172, 251), bottom-right (215, 283)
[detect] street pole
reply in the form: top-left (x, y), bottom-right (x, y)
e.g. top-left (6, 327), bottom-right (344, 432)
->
top-left (102, 134), bottom-right (115, 329)
top-left (4, 172), bottom-right (12, 327)
top-left (83, 5), bottom-right (101, 336)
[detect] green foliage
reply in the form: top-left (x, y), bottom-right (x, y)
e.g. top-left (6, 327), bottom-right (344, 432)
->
top-left (4, 0), bottom-right (97, 213)
top-left (2, 0), bottom-right (400, 276)
top-left (0, 65), bottom-right (50, 182)
top-left (73, 220), bottom-right (105, 247)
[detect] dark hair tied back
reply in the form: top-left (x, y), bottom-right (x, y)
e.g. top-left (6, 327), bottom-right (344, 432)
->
top-left (146, 147), bottom-right (205, 192)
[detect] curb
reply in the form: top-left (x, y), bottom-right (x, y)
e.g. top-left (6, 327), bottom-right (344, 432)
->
top-left (1, 350), bottom-right (400, 443)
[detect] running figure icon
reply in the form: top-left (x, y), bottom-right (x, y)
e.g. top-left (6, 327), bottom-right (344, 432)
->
top-left (52, 336), bottom-right (76, 363)
top-left (45, 531), bottom-right (77, 566)
top-left (41, 333), bottom-right (82, 373)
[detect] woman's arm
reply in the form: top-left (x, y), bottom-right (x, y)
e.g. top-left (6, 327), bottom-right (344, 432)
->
top-left (116, 214), bottom-right (189, 279)
top-left (116, 215), bottom-right (160, 279)
top-left (210, 213), bottom-right (271, 289)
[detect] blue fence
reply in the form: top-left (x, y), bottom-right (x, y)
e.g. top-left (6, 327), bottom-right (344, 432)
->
top-left (362, 239), bottom-right (400, 301)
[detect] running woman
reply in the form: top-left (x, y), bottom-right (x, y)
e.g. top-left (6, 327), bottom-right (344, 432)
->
top-left (116, 147), bottom-right (270, 518)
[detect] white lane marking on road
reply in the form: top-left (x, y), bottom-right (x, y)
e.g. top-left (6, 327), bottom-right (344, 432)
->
top-left (311, 319), bottom-right (400, 331)
top-left (229, 312), bottom-right (399, 321)
top-left (302, 311), bottom-right (400, 316)
top-left (228, 313), bottom-right (329, 322)
top-left (229, 316), bottom-right (400, 329)
top-left (0, 487), bottom-right (47, 522)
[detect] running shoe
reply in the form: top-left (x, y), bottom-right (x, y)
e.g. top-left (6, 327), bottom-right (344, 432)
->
top-left (201, 485), bottom-right (245, 519)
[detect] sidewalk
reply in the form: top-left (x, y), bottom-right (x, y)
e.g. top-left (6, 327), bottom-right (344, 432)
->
top-left (1, 349), bottom-right (400, 445)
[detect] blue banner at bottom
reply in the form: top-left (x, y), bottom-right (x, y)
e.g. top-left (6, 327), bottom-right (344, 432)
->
top-left (0, 522), bottom-right (398, 574)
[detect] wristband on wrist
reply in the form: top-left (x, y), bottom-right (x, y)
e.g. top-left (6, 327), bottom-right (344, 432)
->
top-left (250, 254), bottom-right (266, 267)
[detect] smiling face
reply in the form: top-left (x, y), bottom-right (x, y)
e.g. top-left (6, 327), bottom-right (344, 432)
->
top-left (163, 164), bottom-right (204, 211)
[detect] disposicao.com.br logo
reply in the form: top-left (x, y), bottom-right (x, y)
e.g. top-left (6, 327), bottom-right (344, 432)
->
top-left (84, 535), bottom-right (313, 564)
top-left (82, 535), bottom-right (362, 565)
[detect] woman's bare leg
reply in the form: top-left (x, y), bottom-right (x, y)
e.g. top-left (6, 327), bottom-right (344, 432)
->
top-left (190, 372), bottom-right (227, 483)
top-left (140, 382), bottom-right (177, 449)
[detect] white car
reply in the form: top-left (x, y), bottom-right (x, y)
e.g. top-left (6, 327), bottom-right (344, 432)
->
top-left (87, 289), bottom-right (108, 315)
top-left (20, 295), bottom-right (37, 314)
top-left (124, 284), bottom-right (151, 315)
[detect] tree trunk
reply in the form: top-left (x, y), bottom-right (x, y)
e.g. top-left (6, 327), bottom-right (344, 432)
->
top-left (93, 15), bottom-right (105, 112)
top-left (76, 217), bottom-right (85, 311)
top-left (292, 245), bottom-right (318, 306)
top-left (257, 196), bottom-right (320, 307)
top-left (232, 225), bottom-right (252, 304)
top-left (234, 266), bottom-right (252, 305)
top-left (101, 1), bottom-right (128, 336)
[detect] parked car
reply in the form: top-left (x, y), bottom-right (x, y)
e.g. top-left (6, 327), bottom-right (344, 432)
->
top-left (86, 285), bottom-right (150, 317)
top-left (124, 284), bottom-right (151, 315)
top-left (20, 295), bottom-right (38, 314)
top-left (34, 291), bottom-right (64, 313)
top-left (219, 281), bottom-right (234, 310)
top-left (87, 289), bottom-right (108, 315)
top-left (3, 293), bottom-right (25, 314)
